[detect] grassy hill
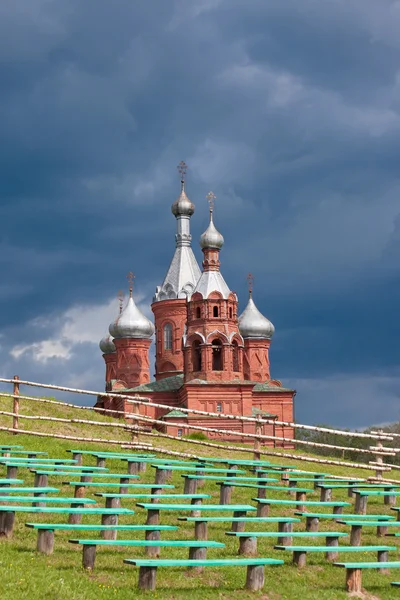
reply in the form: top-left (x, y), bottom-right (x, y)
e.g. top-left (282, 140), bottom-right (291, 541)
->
top-left (0, 397), bottom-right (399, 599)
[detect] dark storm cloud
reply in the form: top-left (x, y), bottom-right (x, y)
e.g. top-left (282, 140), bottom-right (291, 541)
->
top-left (0, 0), bottom-right (399, 426)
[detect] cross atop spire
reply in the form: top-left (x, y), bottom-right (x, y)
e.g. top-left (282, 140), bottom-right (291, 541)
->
top-left (177, 160), bottom-right (187, 182)
top-left (206, 191), bottom-right (216, 213)
top-left (127, 271), bottom-right (135, 297)
top-left (117, 289), bottom-right (125, 314)
top-left (247, 272), bottom-right (254, 297)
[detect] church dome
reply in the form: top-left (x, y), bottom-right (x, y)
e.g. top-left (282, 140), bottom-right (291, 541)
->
top-left (239, 296), bottom-right (275, 339)
top-left (200, 212), bottom-right (224, 250)
top-left (99, 334), bottom-right (116, 354)
top-left (171, 181), bottom-right (195, 217)
top-left (111, 295), bottom-right (155, 339)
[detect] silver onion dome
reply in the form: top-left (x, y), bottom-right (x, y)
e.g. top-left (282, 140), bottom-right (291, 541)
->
top-left (99, 334), bottom-right (116, 354)
top-left (171, 181), bottom-right (195, 217)
top-left (112, 294), bottom-right (155, 339)
top-left (200, 212), bottom-right (224, 250)
top-left (239, 296), bottom-right (275, 339)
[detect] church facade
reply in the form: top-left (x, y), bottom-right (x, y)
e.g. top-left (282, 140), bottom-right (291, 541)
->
top-left (98, 164), bottom-right (295, 446)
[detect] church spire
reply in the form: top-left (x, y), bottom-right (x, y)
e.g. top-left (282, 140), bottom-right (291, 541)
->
top-left (153, 161), bottom-right (201, 301)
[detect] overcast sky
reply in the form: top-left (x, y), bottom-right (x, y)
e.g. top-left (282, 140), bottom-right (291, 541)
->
top-left (1, 0), bottom-right (400, 428)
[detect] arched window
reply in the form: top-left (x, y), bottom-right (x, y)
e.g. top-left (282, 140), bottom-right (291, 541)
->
top-left (196, 306), bottom-right (201, 319)
top-left (212, 339), bottom-right (223, 371)
top-left (192, 340), bottom-right (202, 371)
top-left (229, 307), bottom-right (233, 319)
top-left (213, 306), bottom-right (219, 318)
top-left (232, 340), bottom-right (240, 372)
top-left (163, 323), bottom-right (173, 350)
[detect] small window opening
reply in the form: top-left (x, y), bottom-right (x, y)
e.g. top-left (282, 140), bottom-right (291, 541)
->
top-left (212, 339), bottom-right (223, 371)
top-left (192, 340), bottom-right (202, 371)
top-left (164, 323), bottom-right (173, 350)
top-left (216, 402), bottom-right (222, 412)
top-left (213, 306), bottom-right (219, 317)
top-left (229, 307), bottom-right (233, 319)
top-left (196, 307), bottom-right (201, 319)
top-left (177, 429), bottom-right (183, 438)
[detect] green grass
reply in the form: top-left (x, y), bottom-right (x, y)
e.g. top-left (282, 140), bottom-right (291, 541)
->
top-left (0, 398), bottom-right (399, 599)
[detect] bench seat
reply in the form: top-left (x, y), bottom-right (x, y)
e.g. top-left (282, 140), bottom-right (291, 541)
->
top-left (0, 487), bottom-right (58, 494)
top-left (253, 498), bottom-right (350, 517)
top-left (123, 557), bottom-right (284, 591)
top-left (226, 530), bottom-right (348, 555)
top-left (294, 512), bottom-right (394, 533)
top-left (275, 544), bottom-right (395, 567)
top-left (337, 519), bottom-right (400, 545)
top-left (25, 522), bottom-right (177, 554)
top-left (70, 538), bottom-right (225, 569)
top-left (178, 515), bottom-right (300, 540)
top-left (334, 560), bottom-right (400, 593)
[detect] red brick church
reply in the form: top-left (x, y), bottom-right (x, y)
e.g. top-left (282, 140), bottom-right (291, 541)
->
top-left (98, 163), bottom-right (295, 445)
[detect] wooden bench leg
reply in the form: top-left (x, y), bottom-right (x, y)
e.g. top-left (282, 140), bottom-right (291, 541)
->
top-left (219, 484), bottom-right (232, 505)
top-left (138, 462), bottom-right (147, 473)
top-left (189, 545), bottom-right (207, 568)
top-left (325, 536), bottom-right (339, 561)
top-left (72, 452), bottom-right (82, 466)
top-left (138, 566), bottom-right (157, 591)
top-left (96, 458), bottom-right (106, 469)
top-left (146, 508), bottom-right (160, 527)
top-left (101, 511), bottom-right (119, 540)
top-left (355, 493), bottom-right (367, 515)
top-left (119, 477), bottom-right (129, 494)
top-left (277, 521), bottom-right (293, 545)
top-left (74, 484), bottom-right (86, 499)
top-left (6, 466), bottom-right (18, 480)
top-left (194, 520), bottom-right (208, 541)
top-left (350, 525), bottom-right (362, 546)
top-left (191, 498), bottom-right (202, 518)
top-left (384, 493), bottom-right (396, 506)
top-left (239, 536), bottom-right (257, 556)
top-left (83, 544), bottom-right (97, 570)
top-left (378, 549), bottom-right (390, 574)
top-left (377, 524), bottom-right (388, 537)
top-left (346, 568), bottom-right (362, 593)
top-left (154, 469), bottom-right (167, 485)
top-left (257, 485), bottom-right (267, 500)
top-left (314, 475), bottom-right (324, 490)
top-left (306, 516), bottom-right (319, 532)
top-left (0, 511), bottom-right (15, 538)
top-left (333, 505), bottom-right (343, 516)
top-left (256, 503), bottom-right (269, 517)
top-left (145, 530), bottom-right (160, 557)
top-left (245, 564), bottom-right (265, 591)
top-left (196, 471), bottom-right (205, 488)
top-left (296, 491), bottom-right (306, 512)
top-left (37, 529), bottom-right (55, 555)
top-left (232, 511), bottom-right (246, 532)
top-left (320, 488), bottom-right (332, 502)
top-left (183, 478), bottom-right (197, 496)
top-left (34, 473), bottom-right (48, 488)
top-left (33, 491), bottom-right (46, 508)
top-left (293, 550), bottom-right (307, 568)
top-left (288, 481), bottom-right (296, 497)
top-left (128, 462), bottom-right (140, 476)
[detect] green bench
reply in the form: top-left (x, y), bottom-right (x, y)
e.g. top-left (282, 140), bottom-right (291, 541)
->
top-left (334, 561), bottom-right (400, 593)
top-left (66, 450), bottom-right (155, 468)
top-left (94, 493), bottom-right (210, 508)
top-left (354, 489), bottom-right (400, 513)
top-left (121, 458), bottom-right (213, 475)
top-left (4, 462), bottom-right (95, 479)
top-left (64, 481), bottom-right (173, 497)
top-left (253, 497), bottom-right (350, 516)
top-left (33, 470), bottom-right (138, 488)
top-left (178, 515), bottom-right (300, 540)
top-left (0, 487), bottom-right (58, 495)
top-left (0, 450), bottom-right (47, 457)
top-left (124, 557), bottom-right (284, 591)
top-left (137, 503), bottom-right (256, 526)
top-left (25, 522), bottom-right (178, 554)
top-left (0, 506), bottom-right (134, 538)
top-left (152, 465), bottom-right (245, 485)
top-left (337, 519), bottom-right (400, 545)
top-left (316, 482), bottom-right (396, 501)
top-left (226, 531), bottom-right (348, 555)
top-left (0, 457), bottom-right (77, 464)
top-left (181, 474), bottom-right (278, 496)
top-left (294, 512), bottom-right (394, 533)
top-left (217, 482), bottom-right (313, 504)
top-left (0, 479), bottom-right (24, 486)
top-left (70, 538), bottom-right (225, 569)
top-left (275, 544), bottom-right (396, 567)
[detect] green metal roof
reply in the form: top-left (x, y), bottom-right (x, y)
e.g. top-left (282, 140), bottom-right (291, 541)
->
top-left (162, 409), bottom-right (188, 419)
top-left (118, 374), bottom-right (184, 393)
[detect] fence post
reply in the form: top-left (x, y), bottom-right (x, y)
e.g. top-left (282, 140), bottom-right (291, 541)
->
top-left (253, 416), bottom-right (263, 461)
top-left (131, 398), bottom-right (140, 443)
top-left (12, 375), bottom-right (20, 434)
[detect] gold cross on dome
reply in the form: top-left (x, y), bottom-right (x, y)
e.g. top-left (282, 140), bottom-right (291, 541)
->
top-left (247, 273), bottom-right (254, 296)
top-left (177, 161), bottom-right (188, 181)
top-left (127, 271), bottom-right (135, 295)
top-left (206, 191), bottom-right (216, 212)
